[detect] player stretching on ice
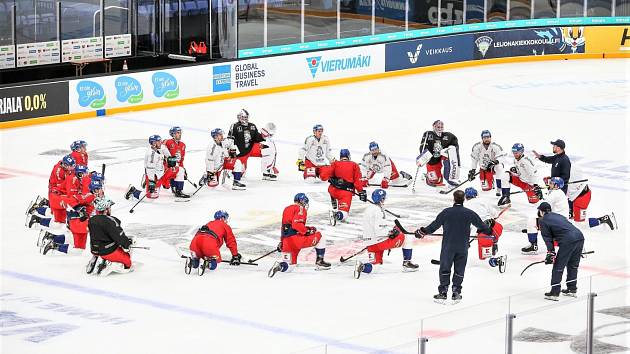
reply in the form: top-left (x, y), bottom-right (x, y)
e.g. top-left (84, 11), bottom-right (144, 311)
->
top-left (70, 140), bottom-right (89, 166)
top-left (463, 187), bottom-right (505, 272)
top-left (297, 124), bottom-right (335, 182)
top-left (354, 189), bottom-right (418, 279)
top-left (566, 167), bottom-right (616, 230)
top-left (202, 128), bottom-right (246, 190)
top-left (359, 142), bottom-right (412, 189)
top-left (416, 120), bottom-right (460, 187)
top-left (268, 193), bottom-right (331, 277)
top-left (468, 130), bottom-right (507, 198)
top-left (319, 149), bottom-right (367, 225)
top-left (185, 210), bottom-right (242, 275)
top-left (498, 143), bottom-right (543, 206)
top-left (164, 126), bottom-right (190, 198)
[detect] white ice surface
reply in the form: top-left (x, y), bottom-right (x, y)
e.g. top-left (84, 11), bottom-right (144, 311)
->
top-left (1, 59), bottom-right (629, 354)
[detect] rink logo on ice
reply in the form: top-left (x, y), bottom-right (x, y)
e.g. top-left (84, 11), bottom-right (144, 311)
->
top-left (305, 54), bottom-right (371, 79)
top-left (213, 64), bottom-right (231, 92)
top-left (115, 76), bottom-right (143, 104)
top-left (152, 72), bottom-right (179, 99)
top-left (475, 36), bottom-right (493, 57)
top-left (76, 80), bottom-right (106, 109)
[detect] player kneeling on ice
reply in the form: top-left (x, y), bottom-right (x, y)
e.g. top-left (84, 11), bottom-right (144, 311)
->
top-left (416, 120), bottom-right (460, 187)
top-left (565, 167), bottom-right (616, 230)
top-left (463, 188), bottom-right (505, 272)
top-left (468, 130), bottom-right (508, 198)
top-left (498, 143), bottom-right (544, 206)
top-left (354, 189), bottom-right (418, 279)
top-left (536, 202), bottom-right (585, 301)
top-left (164, 126), bottom-right (191, 198)
top-left (359, 142), bottom-right (412, 189)
top-left (268, 193), bottom-right (330, 277)
top-left (125, 135), bottom-right (181, 201)
top-left (87, 197), bottom-right (135, 276)
top-left (185, 210), bottom-right (242, 275)
top-left (202, 128), bottom-right (246, 190)
top-left (319, 149), bottom-right (367, 225)
top-left (296, 124), bottom-right (335, 182)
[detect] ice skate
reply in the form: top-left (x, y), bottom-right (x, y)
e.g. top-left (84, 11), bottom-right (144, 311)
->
top-left (268, 261), bottom-right (283, 278)
top-left (521, 243), bottom-right (538, 255)
top-left (451, 292), bottom-right (462, 305)
top-left (86, 255), bottom-right (99, 274)
top-left (498, 196), bottom-right (511, 207)
top-left (433, 293), bottom-right (447, 304)
top-left (28, 215), bottom-right (41, 229)
top-left (96, 259), bottom-right (111, 275)
top-left (544, 291), bottom-right (559, 301)
top-left (315, 256), bottom-right (331, 270)
top-left (42, 237), bottom-right (58, 255)
top-left (402, 260), bottom-right (419, 272)
top-left (561, 288), bottom-right (577, 297)
top-left (232, 180), bottom-right (246, 190)
top-left (124, 185), bottom-right (137, 200)
top-left (328, 209), bottom-right (337, 226)
top-left (354, 261), bottom-right (365, 279)
top-left (262, 172), bottom-right (277, 181)
top-left (598, 214), bottom-right (615, 230)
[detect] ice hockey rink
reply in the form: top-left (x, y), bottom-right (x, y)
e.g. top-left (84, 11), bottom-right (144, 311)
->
top-left (1, 58), bottom-right (628, 353)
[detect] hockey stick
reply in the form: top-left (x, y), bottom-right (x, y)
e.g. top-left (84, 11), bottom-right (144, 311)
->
top-left (101, 164), bottom-right (106, 184)
top-left (351, 190), bottom-right (402, 218)
top-left (179, 255), bottom-right (258, 266)
top-left (520, 250), bottom-right (594, 276)
top-left (412, 133), bottom-right (429, 194)
top-left (340, 247), bottom-right (367, 263)
top-left (248, 249), bottom-right (279, 263)
top-left (368, 183), bottom-right (409, 188)
top-left (131, 246), bottom-right (151, 250)
top-left (509, 179), bottom-right (589, 195)
top-left (183, 168), bottom-right (198, 189)
top-left (129, 194), bottom-right (147, 213)
top-left (439, 171), bottom-right (479, 195)
top-left (191, 183), bottom-right (204, 196)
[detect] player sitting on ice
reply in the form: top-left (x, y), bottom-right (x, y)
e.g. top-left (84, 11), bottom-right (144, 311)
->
top-left (468, 130), bottom-right (508, 198)
top-left (202, 128), bottom-right (247, 190)
top-left (498, 143), bottom-right (543, 206)
top-left (463, 187), bottom-right (505, 272)
top-left (184, 210), bottom-right (242, 275)
top-left (319, 149), bottom-right (367, 225)
top-left (522, 177), bottom-right (569, 255)
top-left (87, 197), bottom-right (135, 276)
top-left (164, 126), bottom-right (190, 198)
top-left (268, 193), bottom-right (331, 277)
top-left (565, 168), bottom-right (616, 230)
top-left (359, 141), bottom-right (412, 189)
top-left (70, 140), bottom-right (89, 166)
top-left (416, 120), bottom-right (460, 187)
top-left (227, 109), bottom-right (278, 181)
top-left (354, 189), bottom-right (418, 279)
top-left (296, 124), bottom-right (335, 182)
top-left (124, 135), bottom-right (181, 201)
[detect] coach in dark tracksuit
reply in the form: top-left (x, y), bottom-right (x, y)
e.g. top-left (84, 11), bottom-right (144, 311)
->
top-left (537, 202), bottom-right (585, 299)
top-left (415, 190), bottom-right (492, 300)
top-left (534, 139), bottom-right (571, 194)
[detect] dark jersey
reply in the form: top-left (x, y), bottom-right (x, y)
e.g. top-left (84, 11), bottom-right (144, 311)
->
top-left (228, 122), bottom-right (265, 157)
top-left (420, 131), bottom-right (459, 165)
top-left (424, 204), bottom-right (491, 252)
top-left (539, 212), bottom-right (584, 252)
top-left (88, 215), bottom-right (132, 256)
top-left (539, 152), bottom-right (571, 183)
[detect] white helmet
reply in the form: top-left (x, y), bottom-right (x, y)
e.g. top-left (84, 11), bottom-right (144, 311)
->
top-left (95, 196), bottom-right (115, 212)
top-left (237, 109), bottom-right (249, 125)
top-left (261, 122), bottom-right (276, 137)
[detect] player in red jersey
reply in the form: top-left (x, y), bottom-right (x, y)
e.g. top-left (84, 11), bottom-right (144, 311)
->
top-left (164, 126), bottom-right (190, 198)
top-left (319, 149), bottom-right (367, 224)
top-left (70, 140), bottom-right (89, 167)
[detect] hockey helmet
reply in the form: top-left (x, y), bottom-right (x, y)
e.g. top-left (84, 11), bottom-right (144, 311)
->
top-left (481, 130), bottom-right (491, 138)
top-left (369, 141), bottom-right (379, 152)
top-left (339, 149), bottom-right (351, 159)
top-left (149, 135), bottom-right (162, 145)
top-left (71, 140), bottom-right (87, 151)
top-left (464, 187), bottom-right (478, 199)
top-left (550, 177), bottom-right (565, 189)
top-left (372, 189), bottom-right (387, 204)
top-left (89, 180), bottom-right (103, 192)
top-left (214, 210), bottom-right (230, 221)
top-left (237, 109), bottom-right (249, 124)
top-left (511, 143), bottom-right (524, 154)
top-left (169, 126), bottom-right (182, 137)
top-left (75, 164), bottom-right (88, 177)
top-left (94, 197), bottom-right (115, 212)
top-left (211, 128), bottom-right (224, 139)
top-left (294, 193), bottom-right (309, 207)
top-left (313, 124), bottom-right (323, 132)
top-left (62, 155), bottom-right (76, 167)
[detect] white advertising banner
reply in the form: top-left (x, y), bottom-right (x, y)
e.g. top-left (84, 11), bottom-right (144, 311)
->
top-left (16, 41), bottom-right (60, 67)
top-left (0, 45), bottom-right (16, 69)
top-left (68, 44), bottom-right (385, 113)
top-left (105, 34), bottom-right (132, 58)
top-left (62, 37), bottom-right (104, 62)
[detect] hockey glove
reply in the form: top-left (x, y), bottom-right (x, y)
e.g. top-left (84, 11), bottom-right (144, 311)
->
top-left (306, 226), bottom-right (317, 235)
top-left (543, 176), bottom-right (551, 187)
top-left (358, 191), bottom-right (367, 202)
top-left (468, 169), bottom-right (477, 181)
top-left (388, 227), bottom-right (400, 239)
top-left (485, 218), bottom-right (496, 228)
top-left (360, 178), bottom-right (369, 188)
top-left (230, 253), bottom-right (242, 266)
top-left (276, 241), bottom-right (283, 252)
top-left (381, 178), bottom-right (389, 189)
top-left (414, 227), bottom-right (427, 239)
top-left (509, 166), bottom-right (518, 175)
top-left (533, 184), bottom-right (543, 200)
top-left (148, 180), bottom-right (157, 194)
top-left (184, 169), bottom-right (188, 180)
top-left (229, 148), bottom-right (237, 158)
top-left (296, 159), bottom-right (305, 171)
top-left (545, 251), bottom-right (556, 265)
top-left (76, 206), bottom-right (88, 222)
top-left (486, 160), bottom-right (498, 171)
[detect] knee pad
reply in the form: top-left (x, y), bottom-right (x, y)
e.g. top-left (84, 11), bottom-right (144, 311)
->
top-left (304, 167), bottom-right (317, 179)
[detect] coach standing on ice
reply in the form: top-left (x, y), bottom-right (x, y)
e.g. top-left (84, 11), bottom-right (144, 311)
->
top-left (414, 190), bottom-right (492, 302)
top-left (533, 139), bottom-right (571, 194)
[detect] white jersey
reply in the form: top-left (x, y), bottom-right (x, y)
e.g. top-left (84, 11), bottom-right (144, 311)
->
top-left (205, 139), bottom-right (239, 172)
top-left (360, 152), bottom-right (393, 178)
top-left (465, 198), bottom-right (498, 221)
top-left (362, 203), bottom-right (392, 239)
top-left (566, 167), bottom-right (587, 201)
top-left (299, 135), bottom-right (334, 166)
top-left (512, 155), bottom-right (541, 185)
top-left (545, 188), bottom-right (570, 218)
top-left (470, 142), bottom-right (506, 169)
top-left (144, 145), bottom-right (170, 179)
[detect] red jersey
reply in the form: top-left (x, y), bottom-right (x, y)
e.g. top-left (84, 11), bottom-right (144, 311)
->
top-left (164, 139), bottom-right (186, 166)
top-left (320, 159), bottom-right (363, 192)
top-left (49, 161), bottom-right (71, 194)
top-left (196, 219), bottom-right (238, 255)
top-left (70, 150), bottom-right (88, 167)
top-left (65, 174), bottom-right (96, 206)
top-left (281, 204), bottom-right (308, 236)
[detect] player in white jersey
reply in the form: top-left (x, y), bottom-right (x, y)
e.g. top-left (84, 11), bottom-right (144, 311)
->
top-left (498, 143), bottom-right (544, 206)
top-left (296, 124), bottom-right (335, 181)
top-left (468, 130), bottom-right (508, 197)
top-left (125, 135), bottom-right (179, 200)
top-left (464, 188), bottom-right (506, 272)
top-left (353, 189), bottom-right (418, 278)
top-left (359, 142), bottom-right (412, 188)
top-left (202, 128), bottom-right (246, 190)
top-left (565, 167), bottom-right (616, 230)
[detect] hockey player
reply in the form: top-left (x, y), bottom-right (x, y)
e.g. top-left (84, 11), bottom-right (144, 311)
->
top-left (319, 149), bottom-right (367, 224)
top-left (268, 193), bottom-right (330, 277)
top-left (124, 135), bottom-right (180, 200)
top-left (227, 109), bottom-right (278, 181)
top-left (566, 168), bottom-right (616, 230)
top-left (522, 177), bottom-right (569, 255)
top-left (87, 197), bottom-right (135, 276)
top-left (48, 155), bottom-right (76, 225)
top-left (359, 142), bottom-right (412, 188)
top-left (296, 124), bottom-right (335, 181)
top-left (354, 189), bottom-right (418, 279)
top-left (70, 140), bottom-right (88, 167)
top-left (202, 128), bottom-right (246, 190)
top-left (533, 139), bottom-right (571, 194)
top-left (498, 143), bottom-right (544, 206)
top-left (537, 202), bottom-right (585, 300)
top-left (416, 120), bottom-right (460, 187)
top-left (468, 130), bottom-right (507, 197)
top-left (463, 187), bottom-right (505, 271)
top-left (185, 210), bottom-right (242, 274)
top-left (164, 126), bottom-right (190, 198)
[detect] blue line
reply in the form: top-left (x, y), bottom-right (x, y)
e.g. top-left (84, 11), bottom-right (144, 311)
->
top-left (0, 269), bottom-right (384, 353)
